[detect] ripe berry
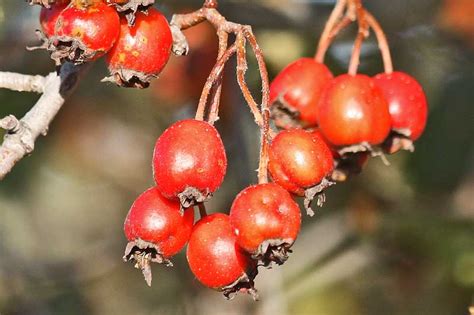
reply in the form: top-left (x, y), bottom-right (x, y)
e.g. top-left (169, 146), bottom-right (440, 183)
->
top-left (229, 183), bottom-right (301, 265)
top-left (270, 58), bottom-right (333, 128)
top-left (269, 129), bottom-right (334, 196)
top-left (123, 187), bottom-right (194, 286)
top-left (153, 119), bottom-right (227, 207)
top-left (50, 0), bottom-right (120, 65)
top-left (105, 8), bottom-right (172, 88)
top-left (187, 213), bottom-right (258, 299)
top-left (317, 74), bottom-right (391, 149)
top-left (39, 1), bottom-right (69, 38)
top-left (106, 0), bottom-right (155, 25)
top-left (374, 71), bottom-right (428, 152)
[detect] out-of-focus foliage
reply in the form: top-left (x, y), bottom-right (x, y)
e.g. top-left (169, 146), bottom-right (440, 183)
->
top-left (0, 1), bottom-right (473, 314)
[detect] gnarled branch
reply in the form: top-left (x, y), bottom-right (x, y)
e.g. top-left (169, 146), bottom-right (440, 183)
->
top-left (0, 63), bottom-right (87, 180)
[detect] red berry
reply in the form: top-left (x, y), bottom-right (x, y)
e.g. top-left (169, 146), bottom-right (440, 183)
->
top-left (50, 0), bottom-right (120, 64)
top-left (268, 129), bottom-right (334, 196)
top-left (39, 2), bottom-right (68, 37)
top-left (374, 71), bottom-right (428, 141)
top-left (187, 213), bottom-right (258, 299)
top-left (153, 119), bottom-right (227, 207)
top-left (123, 187), bottom-right (194, 286)
top-left (270, 58), bottom-right (333, 128)
top-left (105, 8), bottom-right (172, 88)
top-left (229, 183), bottom-right (301, 265)
top-left (317, 74), bottom-right (391, 148)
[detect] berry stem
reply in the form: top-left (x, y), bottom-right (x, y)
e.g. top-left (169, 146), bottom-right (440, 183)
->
top-left (198, 203), bottom-right (208, 218)
top-left (348, 1), bottom-right (369, 75)
top-left (315, 0), bottom-right (348, 63)
top-left (195, 44), bottom-right (236, 121)
top-left (244, 29), bottom-right (271, 184)
top-left (208, 30), bottom-right (229, 124)
top-left (364, 11), bottom-right (393, 74)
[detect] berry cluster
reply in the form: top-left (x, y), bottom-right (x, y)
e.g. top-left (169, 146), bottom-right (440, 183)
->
top-left (28, 0), bottom-right (428, 300)
top-left (32, 0), bottom-right (172, 88)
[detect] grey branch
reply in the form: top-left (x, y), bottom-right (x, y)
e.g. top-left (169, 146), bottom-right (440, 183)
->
top-left (0, 72), bottom-right (46, 93)
top-left (0, 63), bottom-right (87, 180)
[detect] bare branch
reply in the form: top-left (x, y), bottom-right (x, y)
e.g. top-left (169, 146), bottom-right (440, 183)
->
top-left (0, 63), bottom-right (87, 180)
top-left (0, 72), bottom-right (46, 93)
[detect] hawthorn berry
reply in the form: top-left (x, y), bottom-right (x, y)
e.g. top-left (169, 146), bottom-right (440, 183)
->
top-left (229, 183), bottom-right (301, 265)
top-left (268, 129), bottom-right (335, 214)
top-left (187, 213), bottom-right (258, 299)
top-left (374, 71), bottom-right (428, 153)
top-left (123, 187), bottom-right (194, 286)
top-left (49, 0), bottom-right (120, 65)
top-left (317, 74), bottom-right (391, 150)
top-left (105, 8), bottom-right (172, 88)
top-left (39, 1), bottom-right (69, 38)
top-left (153, 119), bottom-right (227, 207)
top-left (270, 58), bottom-right (333, 128)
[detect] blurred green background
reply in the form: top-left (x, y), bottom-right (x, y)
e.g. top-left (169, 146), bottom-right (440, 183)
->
top-left (0, 0), bottom-right (473, 314)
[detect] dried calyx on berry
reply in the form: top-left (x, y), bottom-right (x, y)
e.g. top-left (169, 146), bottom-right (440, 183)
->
top-left (45, 0), bottom-right (120, 65)
top-left (230, 184), bottom-right (301, 266)
top-left (27, 0), bottom-right (66, 8)
top-left (106, 0), bottom-right (155, 25)
top-left (104, 8), bottom-right (172, 89)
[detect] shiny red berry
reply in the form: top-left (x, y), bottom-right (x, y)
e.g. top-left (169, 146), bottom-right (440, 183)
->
top-left (105, 8), bottom-right (172, 88)
top-left (39, 1), bottom-right (68, 37)
top-left (229, 183), bottom-right (301, 265)
top-left (268, 129), bottom-right (334, 196)
top-left (374, 71), bottom-right (428, 144)
top-left (153, 119), bottom-right (227, 207)
top-left (187, 213), bottom-right (258, 299)
top-left (50, 0), bottom-right (120, 65)
top-left (317, 74), bottom-right (391, 148)
top-left (123, 187), bottom-right (194, 286)
top-left (270, 58), bottom-right (333, 128)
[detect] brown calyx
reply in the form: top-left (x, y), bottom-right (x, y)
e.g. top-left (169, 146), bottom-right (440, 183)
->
top-left (107, 0), bottom-right (155, 25)
top-left (252, 238), bottom-right (295, 267)
top-left (102, 68), bottom-right (158, 89)
top-left (303, 177), bottom-right (336, 216)
top-left (221, 266), bottom-right (259, 301)
top-left (270, 96), bottom-right (303, 130)
top-left (382, 129), bottom-right (415, 154)
top-left (123, 238), bottom-right (172, 286)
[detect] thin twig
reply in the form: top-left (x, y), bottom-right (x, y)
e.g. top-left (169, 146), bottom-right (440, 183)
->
top-left (348, 0), bottom-right (369, 75)
top-left (315, 0), bottom-right (348, 63)
top-left (364, 11), bottom-right (393, 74)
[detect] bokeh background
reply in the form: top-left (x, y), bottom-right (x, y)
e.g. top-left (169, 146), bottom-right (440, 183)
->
top-left (0, 0), bottom-right (473, 314)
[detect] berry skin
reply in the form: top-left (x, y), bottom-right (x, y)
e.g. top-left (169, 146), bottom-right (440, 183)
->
top-left (50, 0), bottom-right (120, 65)
top-left (39, 2), bottom-right (69, 37)
top-left (229, 183), bottom-right (301, 266)
top-left (268, 129), bottom-right (334, 196)
top-left (187, 213), bottom-right (258, 299)
top-left (123, 187), bottom-right (194, 286)
top-left (270, 58), bottom-right (333, 128)
top-left (105, 8), bottom-right (172, 88)
top-left (374, 71), bottom-right (428, 141)
top-left (153, 119), bottom-right (227, 207)
top-left (317, 74), bottom-right (391, 148)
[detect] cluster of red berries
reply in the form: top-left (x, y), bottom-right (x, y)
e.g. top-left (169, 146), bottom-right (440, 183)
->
top-left (29, 0), bottom-right (429, 300)
top-left (33, 0), bottom-right (172, 88)
top-left (123, 119), bottom-right (301, 298)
